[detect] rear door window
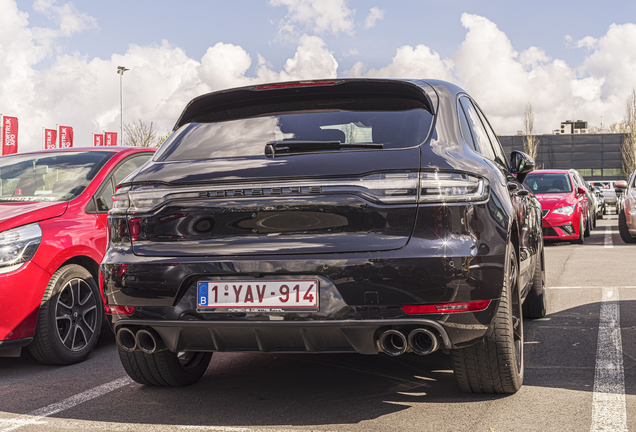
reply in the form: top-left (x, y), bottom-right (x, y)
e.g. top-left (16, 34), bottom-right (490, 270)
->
top-left (473, 102), bottom-right (509, 169)
top-left (458, 97), bottom-right (497, 161)
top-left (457, 101), bottom-right (476, 151)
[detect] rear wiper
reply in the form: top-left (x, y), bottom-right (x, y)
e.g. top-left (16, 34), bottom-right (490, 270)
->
top-left (265, 141), bottom-right (383, 157)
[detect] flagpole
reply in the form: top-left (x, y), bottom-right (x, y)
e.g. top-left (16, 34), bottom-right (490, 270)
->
top-left (55, 124), bottom-right (59, 148)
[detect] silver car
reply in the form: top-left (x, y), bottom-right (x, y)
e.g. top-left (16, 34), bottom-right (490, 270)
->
top-left (591, 181), bottom-right (618, 205)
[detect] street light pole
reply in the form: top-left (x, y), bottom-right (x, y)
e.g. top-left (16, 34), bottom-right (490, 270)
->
top-left (117, 66), bottom-right (129, 137)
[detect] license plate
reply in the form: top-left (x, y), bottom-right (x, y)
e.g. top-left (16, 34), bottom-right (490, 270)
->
top-left (197, 279), bottom-right (319, 312)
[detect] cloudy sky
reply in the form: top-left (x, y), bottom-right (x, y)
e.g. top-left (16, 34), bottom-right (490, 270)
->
top-left (2, 0), bottom-right (636, 152)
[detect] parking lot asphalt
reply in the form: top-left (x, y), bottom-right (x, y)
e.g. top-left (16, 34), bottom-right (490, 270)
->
top-left (1, 208), bottom-right (635, 432)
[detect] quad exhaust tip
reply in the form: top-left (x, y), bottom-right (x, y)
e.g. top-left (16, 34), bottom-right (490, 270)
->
top-left (116, 327), bottom-right (137, 352)
top-left (135, 328), bottom-right (165, 354)
top-left (378, 329), bottom-right (408, 356)
top-left (378, 328), bottom-right (440, 356)
top-left (408, 328), bottom-right (439, 356)
top-left (116, 327), bottom-right (166, 354)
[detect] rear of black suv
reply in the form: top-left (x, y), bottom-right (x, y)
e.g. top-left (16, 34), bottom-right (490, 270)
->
top-left (101, 78), bottom-right (543, 393)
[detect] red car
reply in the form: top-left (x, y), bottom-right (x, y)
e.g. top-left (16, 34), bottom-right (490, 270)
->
top-left (0, 147), bottom-right (155, 364)
top-left (524, 169), bottom-right (590, 243)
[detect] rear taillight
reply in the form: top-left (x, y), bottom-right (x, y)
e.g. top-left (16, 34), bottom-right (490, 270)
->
top-left (110, 171), bottom-right (489, 214)
top-left (104, 305), bottom-right (136, 315)
top-left (419, 172), bottom-right (488, 203)
top-left (402, 300), bottom-right (492, 315)
top-left (111, 185), bottom-right (131, 213)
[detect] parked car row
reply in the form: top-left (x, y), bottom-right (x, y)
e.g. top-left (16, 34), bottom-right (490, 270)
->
top-left (2, 78), bottom-right (551, 395)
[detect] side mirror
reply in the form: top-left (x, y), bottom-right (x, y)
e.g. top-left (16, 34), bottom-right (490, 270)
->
top-left (615, 180), bottom-right (627, 195)
top-left (577, 186), bottom-right (586, 196)
top-left (509, 150), bottom-right (535, 183)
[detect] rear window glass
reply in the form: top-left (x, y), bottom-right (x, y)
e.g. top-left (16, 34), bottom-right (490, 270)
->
top-left (155, 98), bottom-right (433, 162)
top-left (524, 173), bottom-right (573, 194)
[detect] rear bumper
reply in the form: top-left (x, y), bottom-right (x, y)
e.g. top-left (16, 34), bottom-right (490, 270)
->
top-left (113, 315), bottom-right (498, 354)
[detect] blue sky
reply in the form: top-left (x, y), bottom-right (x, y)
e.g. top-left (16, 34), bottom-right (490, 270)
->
top-left (3, 0), bottom-right (636, 151)
top-left (28, 0), bottom-right (635, 74)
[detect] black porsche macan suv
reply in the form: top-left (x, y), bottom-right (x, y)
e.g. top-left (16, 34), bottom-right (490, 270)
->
top-left (101, 79), bottom-right (545, 393)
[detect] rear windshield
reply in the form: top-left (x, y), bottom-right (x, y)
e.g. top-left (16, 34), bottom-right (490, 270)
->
top-left (155, 98), bottom-right (433, 162)
top-left (590, 181), bottom-right (615, 190)
top-left (0, 151), bottom-right (114, 202)
top-left (524, 173), bottom-right (573, 194)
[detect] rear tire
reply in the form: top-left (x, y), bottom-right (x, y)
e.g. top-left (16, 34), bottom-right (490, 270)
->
top-left (118, 346), bottom-right (212, 386)
top-left (522, 252), bottom-right (547, 319)
top-left (29, 264), bottom-right (102, 365)
top-left (618, 211), bottom-right (636, 243)
top-left (451, 247), bottom-right (524, 394)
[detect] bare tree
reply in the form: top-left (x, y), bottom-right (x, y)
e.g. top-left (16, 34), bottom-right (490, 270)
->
top-left (523, 102), bottom-right (539, 161)
top-left (123, 119), bottom-right (162, 147)
top-left (621, 89), bottom-right (636, 177)
top-left (589, 121), bottom-right (628, 134)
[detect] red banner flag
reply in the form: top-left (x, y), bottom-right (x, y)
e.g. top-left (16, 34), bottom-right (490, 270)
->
top-left (2, 116), bottom-right (18, 156)
top-left (105, 132), bottom-right (117, 146)
top-left (44, 129), bottom-right (57, 149)
top-left (93, 134), bottom-right (104, 146)
top-left (59, 126), bottom-right (73, 148)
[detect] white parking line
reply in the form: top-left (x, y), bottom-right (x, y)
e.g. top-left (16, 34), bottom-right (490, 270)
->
top-left (605, 225), bottom-right (614, 248)
top-left (590, 287), bottom-right (627, 432)
top-left (549, 286), bottom-right (636, 289)
top-left (0, 377), bottom-right (133, 432)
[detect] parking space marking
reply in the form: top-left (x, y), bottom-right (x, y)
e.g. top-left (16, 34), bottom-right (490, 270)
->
top-left (548, 286), bottom-right (636, 289)
top-left (0, 377), bottom-right (132, 432)
top-left (604, 225), bottom-right (614, 248)
top-left (590, 287), bottom-right (627, 432)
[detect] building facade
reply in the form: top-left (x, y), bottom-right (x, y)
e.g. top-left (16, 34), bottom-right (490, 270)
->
top-left (499, 133), bottom-right (625, 181)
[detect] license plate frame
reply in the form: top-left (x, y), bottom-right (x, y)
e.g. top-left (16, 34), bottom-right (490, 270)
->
top-left (197, 279), bottom-right (319, 313)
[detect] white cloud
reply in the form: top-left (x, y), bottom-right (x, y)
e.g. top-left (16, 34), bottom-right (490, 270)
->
top-left (269, 0), bottom-right (355, 39)
top-left (32, 0), bottom-right (97, 38)
top-left (364, 7), bottom-right (384, 29)
top-left (351, 44), bottom-right (453, 81)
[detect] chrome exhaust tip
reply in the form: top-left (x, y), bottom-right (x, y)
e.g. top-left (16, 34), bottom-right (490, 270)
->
top-left (378, 330), bottom-right (408, 356)
top-left (408, 328), bottom-right (439, 356)
top-left (135, 328), bottom-right (165, 354)
top-left (116, 327), bottom-right (137, 352)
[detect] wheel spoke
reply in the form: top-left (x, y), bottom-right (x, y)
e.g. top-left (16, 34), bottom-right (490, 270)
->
top-left (79, 311), bottom-right (96, 336)
top-left (72, 324), bottom-right (88, 350)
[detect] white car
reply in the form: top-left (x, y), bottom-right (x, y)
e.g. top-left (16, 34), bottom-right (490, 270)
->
top-left (590, 181), bottom-right (618, 205)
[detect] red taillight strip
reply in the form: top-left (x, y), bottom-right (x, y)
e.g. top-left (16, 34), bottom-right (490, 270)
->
top-left (254, 81), bottom-right (337, 90)
top-left (104, 305), bottom-right (136, 315)
top-left (402, 300), bottom-right (492, 315)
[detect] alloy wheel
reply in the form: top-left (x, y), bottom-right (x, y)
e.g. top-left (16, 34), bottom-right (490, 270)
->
top-left (55, 278), bottom-right (98, 351)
